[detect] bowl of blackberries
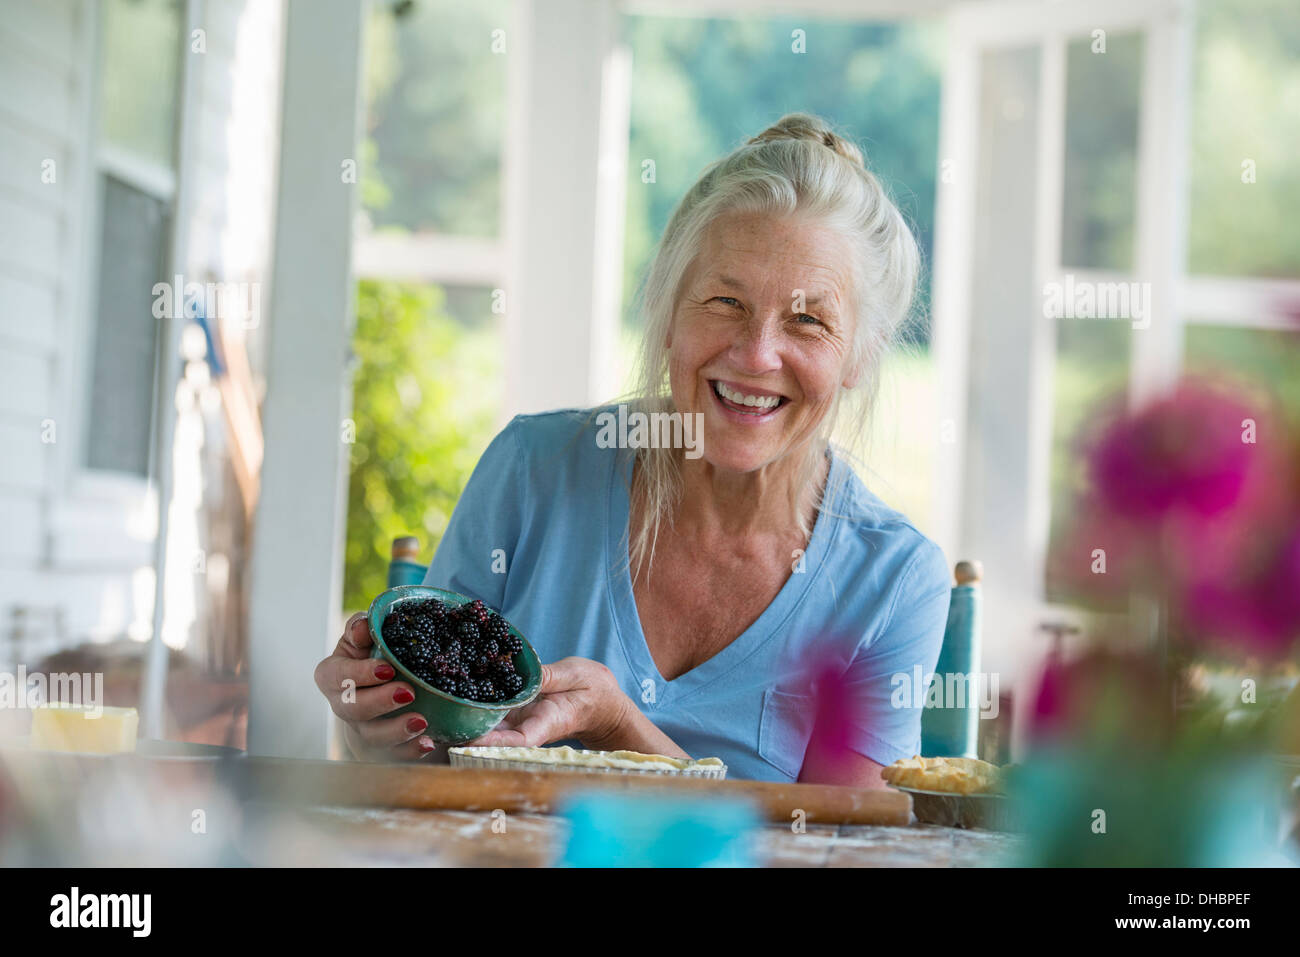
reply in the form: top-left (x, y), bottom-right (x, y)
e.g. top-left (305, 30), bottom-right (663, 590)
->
top-left (367, 585), bottom-right (543, 744)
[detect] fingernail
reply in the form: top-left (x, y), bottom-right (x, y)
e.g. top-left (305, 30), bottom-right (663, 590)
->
top-left (375, 663), bottom-right (396, 681)
top-left (393, 688), bottom-right (415, 705)
top-left (418, 736), bottom-right (435, 753)
top-left (405, 715), bottom-right (427, 733)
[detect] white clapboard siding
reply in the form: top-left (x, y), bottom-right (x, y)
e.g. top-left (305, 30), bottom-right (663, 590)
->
top-left (0, 491), bottom-right (44, 564)
top-left (0, 33), bottom-right (77, 143)
top-left (0, 119), bottom-right (69, 208)
top-left (0, 196), bottom-right (62, 283)
top-left (0, 419), bottom-right (48, 492)
top-left (0, 0), bottom-right (78, 70)
top-left (0, 349), bottom-right (52, 419)
top-left (0, 274), bottom-right (57, 353)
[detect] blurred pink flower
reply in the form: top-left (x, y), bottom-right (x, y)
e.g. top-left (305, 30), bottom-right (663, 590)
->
top-left (1180, 515), bottom-right (1300, 658)
top-left (1088, 382), bottom-right (1259, 520)
top-left (1053, 377), bottom-right (1300, 659)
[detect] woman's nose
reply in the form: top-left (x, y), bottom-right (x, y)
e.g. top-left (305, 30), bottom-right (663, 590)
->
top-left (729, 316), bottom-right (783, 373)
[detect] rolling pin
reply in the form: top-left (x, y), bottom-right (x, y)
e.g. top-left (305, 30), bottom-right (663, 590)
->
top-left (234, 757), bottom-right (913, 827)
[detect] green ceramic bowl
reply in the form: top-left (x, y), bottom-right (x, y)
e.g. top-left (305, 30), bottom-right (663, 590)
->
top-left (367, 585), bottom-right (542, 745)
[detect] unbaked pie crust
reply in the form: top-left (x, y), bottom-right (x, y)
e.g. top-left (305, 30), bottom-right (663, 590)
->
top-left (450, 745), bottom-right (725, 773)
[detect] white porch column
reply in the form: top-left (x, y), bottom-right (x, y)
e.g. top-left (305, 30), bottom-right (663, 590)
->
top-left (502, 0), bottom-right (628, 417)
top-left (246, 0), bottom-right (366, 759)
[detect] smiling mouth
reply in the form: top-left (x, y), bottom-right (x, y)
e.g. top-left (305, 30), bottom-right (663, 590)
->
top-left (710, 380), bottom-right (789, 416)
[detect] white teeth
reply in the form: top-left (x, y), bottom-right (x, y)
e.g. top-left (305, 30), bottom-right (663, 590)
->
top-left (714, 381), bottom-right (780, 409)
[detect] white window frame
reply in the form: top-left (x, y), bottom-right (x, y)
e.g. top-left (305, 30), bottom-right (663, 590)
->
top-left (64, 0), bottom-right (192, 514)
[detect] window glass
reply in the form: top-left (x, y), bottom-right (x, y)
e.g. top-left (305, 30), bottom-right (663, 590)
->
top-left (362, 0), bottom-right (510, 236)
top-left (1184, 324), bottom-right (1300, 430)
top-left (1061, 33), bottom-right (1143, 271)
top-left (1044, 317), bottom-right (1131, 603)
top-left (1188, 0), bottom-right (1300, 278)
top-left (86, 176), bottom-right (168, 476)
top-left (99, 0), bottom-right (182, 168)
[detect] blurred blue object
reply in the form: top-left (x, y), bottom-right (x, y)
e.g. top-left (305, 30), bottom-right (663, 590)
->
top-left (190, 308), bottom-right (226, 377)
top-left (922, 563), bottom-right (982, 758)
top-left (1014, 746), bottom-right (1289, 866)
top-left (559, 791), bottom-right (761, 867)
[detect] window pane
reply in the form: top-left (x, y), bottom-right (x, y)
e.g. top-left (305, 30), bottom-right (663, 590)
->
top-left (1184, 324), bottom-right (1300, 430)
top-left (86, 176), bottom-right (168, 476)
top-left (1188, 0), bottom-right (1300, 278)
top-left (1045, 317), bottom-right (1131, 603)
top-left (1061, 33), bottom-right (1143, 271)
top-left (100, 0), bottom-right (182, 168)
top-left (343, 280), bottom-right (503, 611)
top-left (361, 0), bottom-right (509, 236)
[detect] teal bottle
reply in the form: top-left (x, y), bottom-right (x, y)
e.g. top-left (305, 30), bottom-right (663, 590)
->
top-left (386, 536), bottom-right (427, 588)
top-left (921, 561), bottom-right (982, 758)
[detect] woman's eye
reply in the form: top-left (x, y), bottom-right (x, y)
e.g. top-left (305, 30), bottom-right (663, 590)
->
top-left (713, 296), bottom-right (740, 307)
top-left (795, 314), bottom-right (822, 326)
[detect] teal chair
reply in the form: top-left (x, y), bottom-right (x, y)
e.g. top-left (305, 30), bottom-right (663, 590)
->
top-left (387, 538), bottom-right (984, 758)
top-left (387, 536), bottom-right (428, 588)
top-left (920, 560), bottom-right (984, 759)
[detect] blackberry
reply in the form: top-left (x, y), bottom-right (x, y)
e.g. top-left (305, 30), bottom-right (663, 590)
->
top-left (502, 673), bottom-right (525, 696)
top-left (482, 639), bottom-right (499, 659)
top-left (503, 633), bottom-right (523, 656)
top-left (456, 619), bottom-right (480, 647)
top-left (482, 614), bottom-right (510, 644)
top-left (464, 599), bottom-right (490, 626)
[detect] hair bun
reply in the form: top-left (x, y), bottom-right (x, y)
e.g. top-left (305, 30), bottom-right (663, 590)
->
top-left (746, 112), bottom-right (865, 169)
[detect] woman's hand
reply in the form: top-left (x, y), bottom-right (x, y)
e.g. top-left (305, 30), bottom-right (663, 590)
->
top-left (313, 612), bottom-right (438, 761)
top-left (468, 657), bottom-right (635, 750)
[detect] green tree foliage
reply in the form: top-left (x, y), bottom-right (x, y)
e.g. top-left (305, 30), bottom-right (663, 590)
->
top-left (343, 281), bottom-right (499, 611)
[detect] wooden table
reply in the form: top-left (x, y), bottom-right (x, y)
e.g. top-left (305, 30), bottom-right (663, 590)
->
top-left (237, 803), bottom-right (1024, 867)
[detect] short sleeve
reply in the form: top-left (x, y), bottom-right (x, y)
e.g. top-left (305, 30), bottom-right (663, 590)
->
top-left (841, 539), bottom-right (952, 766)
top-left (423, 417), bottom-right (528, 611)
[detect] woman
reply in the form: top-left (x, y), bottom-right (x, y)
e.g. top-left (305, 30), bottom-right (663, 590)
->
top-left (314, 113), bottom-right (952, 785)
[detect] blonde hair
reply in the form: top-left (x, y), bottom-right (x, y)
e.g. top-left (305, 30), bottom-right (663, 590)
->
top-left (624, 112), bottom-right (922, 577)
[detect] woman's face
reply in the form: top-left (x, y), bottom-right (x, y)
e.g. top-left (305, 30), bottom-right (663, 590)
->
top-left (667, 210), bottom-right (859, 475)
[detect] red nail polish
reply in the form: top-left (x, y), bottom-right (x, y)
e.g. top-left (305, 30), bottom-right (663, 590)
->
top-left (406, 715), bottom-right (427, 733)
top-left (393, 689), bottom-right (415, 705)
top-left (375, 663), bottom-right (395, 681)
top-left (418, 737), bottom-right (435, 752)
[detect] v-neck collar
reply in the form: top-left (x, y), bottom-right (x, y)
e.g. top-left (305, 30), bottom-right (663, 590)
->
top-left (604, 445), bottom-right (843, 708)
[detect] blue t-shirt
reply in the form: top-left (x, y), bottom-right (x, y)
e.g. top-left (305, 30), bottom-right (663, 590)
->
top-left (425, 408), bottom-right (952, 781)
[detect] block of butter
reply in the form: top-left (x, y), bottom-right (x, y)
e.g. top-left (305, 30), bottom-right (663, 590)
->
top-left (30, 705), bottom-right (139, 754)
